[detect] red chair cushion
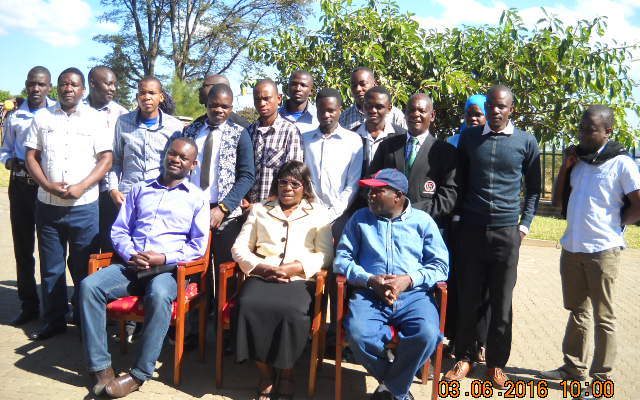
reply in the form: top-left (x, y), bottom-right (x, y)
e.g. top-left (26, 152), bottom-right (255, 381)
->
top-left (106, 283), bottom-right (200, 319)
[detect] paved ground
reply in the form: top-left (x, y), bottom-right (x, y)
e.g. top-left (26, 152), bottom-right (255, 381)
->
top-left (0, 187), bottom-right (637, 399)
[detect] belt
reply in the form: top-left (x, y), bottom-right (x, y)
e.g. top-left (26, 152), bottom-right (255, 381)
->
top-left (11, 171), bottom-right (37, 185)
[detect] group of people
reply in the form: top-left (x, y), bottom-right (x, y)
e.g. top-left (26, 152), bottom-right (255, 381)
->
top-left (1, 63), bottom-right (638, 400)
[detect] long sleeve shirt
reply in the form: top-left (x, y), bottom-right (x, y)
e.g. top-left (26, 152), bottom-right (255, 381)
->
top-left (108, 109), bottom-right (184, 194)
top-left (334, 201), bottom-right (449, 291)
top-left (111, 178), bottom-right (210, 264)
top-left (302, 126), bottom-right (363, 221)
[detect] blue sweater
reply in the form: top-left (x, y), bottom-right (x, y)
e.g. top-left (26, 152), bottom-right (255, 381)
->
top-left (457, 125), bottom-right (541, 228)
top-left (333, 202), bottom-right (449, 291)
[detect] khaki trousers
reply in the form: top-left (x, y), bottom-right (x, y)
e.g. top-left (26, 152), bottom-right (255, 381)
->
top-left (559, 248), bottom-right (619, 380)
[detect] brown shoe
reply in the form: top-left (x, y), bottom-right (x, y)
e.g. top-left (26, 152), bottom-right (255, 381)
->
top-left (91, 367), bottom-right (115, 395)
top-left (487, 367), bottom-right (508, 389)
top-left (444, 360), bottom-right (473, 381)
top-left (104, 373), bottom-right (142, 398)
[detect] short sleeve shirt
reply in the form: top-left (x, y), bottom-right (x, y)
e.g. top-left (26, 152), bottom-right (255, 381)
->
top-left (24, 103), bottom-right (112, 206)
top-left (561, 155), bottom-right (640, 253)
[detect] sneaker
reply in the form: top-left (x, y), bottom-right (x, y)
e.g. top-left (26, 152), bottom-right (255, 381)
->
top-left (538, 367), bottom-right (585, 381)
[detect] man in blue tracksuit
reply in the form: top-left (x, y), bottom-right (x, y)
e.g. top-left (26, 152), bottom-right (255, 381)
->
top-left (334, 168), bottom-right (449, 400)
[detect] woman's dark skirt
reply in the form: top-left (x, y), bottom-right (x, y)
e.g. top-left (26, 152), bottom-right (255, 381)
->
top-left (234, 277), bottom-right (314, 369)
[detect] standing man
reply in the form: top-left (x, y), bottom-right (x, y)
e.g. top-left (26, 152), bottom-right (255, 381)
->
top-left (247, 78), bottom-right (303, 203)
top-left (198, 73), bottom-right (250, 128)
top-left (108, 76), bottom-right (184, 208)
top-left (24, 67), bottom-right (113, 340)
top-left (85, 65), bottom-right (128, 251)
top-left (539, 106), bottom-right (640, 385)
top-left (183, 83), bottom-right (254, 274)
top-left (0, 66), bottom-right (55, 326)
top-left (357, 87), bottom-right (407, 171)
top-left (279, 70), bottom-right (318, 134)
top-left (302, 88), bottom-right (362, 236)
top-left (368, 93), bottom-right (457, 230)
top-left (339, 67), bottom-right (406, 132)
top-left (334, 168), bottom-right (448, 400)
top-left (80, 137), bottom-right (209, 398)
top-left (444, 85), bottom-right (541, 387)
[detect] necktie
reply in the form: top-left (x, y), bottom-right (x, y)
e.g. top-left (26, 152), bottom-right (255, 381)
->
top-left (199, 125), bottom-right (217, 189)
top-left (406, 136), bottom-right (419, 175)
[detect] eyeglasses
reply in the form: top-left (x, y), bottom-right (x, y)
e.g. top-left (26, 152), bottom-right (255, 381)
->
top-left (277, 179), bottom-right (303, 189)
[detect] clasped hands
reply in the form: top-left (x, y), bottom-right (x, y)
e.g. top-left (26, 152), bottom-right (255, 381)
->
top-left (47, 181), bottom-right (87, 199)
top-left (252, 262), bottom-right (301, 283)
top-left (127, 251), bottom-right (167, 272)
top-left (367, 274), bottom-right (413, 305)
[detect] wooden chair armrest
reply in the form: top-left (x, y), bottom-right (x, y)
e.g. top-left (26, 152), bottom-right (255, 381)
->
top-left (310, 270), bottom-right (327, 333)
top-left (177, 257), bottom-right (207, 276)
top-left (88, 253), bottom-right (114, 275)
top-left (435, 281), bottom-right (448, 333)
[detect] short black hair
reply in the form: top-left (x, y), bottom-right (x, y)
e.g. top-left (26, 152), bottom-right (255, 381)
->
top-left (352, 66), bottom-right (375, 79)
top-left (487, 84), bottom-right (515, 105)
top-left (364, 86), bottom-right (391, 104)
top-left (88, 65), bottom-right (114, 82)
top-left (207, 83), bottom-right (234, 101)
top-left (254, 78), bottom-right (279, 94)
top-left (58, 67), bottom-right (85, 88)
top-left (171, 136), bottom-right (199, 157)
top-left (316, 88), bottom-right (342, 106)
top-left (139, 75), bottom-right (163, 89)
top-left (27, 66), bottom-right (51, 81)
top-left (268, 160), bottom-right (315, 202)
top-left (585, 105), bottom-right (615, 129)
top-left (289, 70), bottom-right (313, 85)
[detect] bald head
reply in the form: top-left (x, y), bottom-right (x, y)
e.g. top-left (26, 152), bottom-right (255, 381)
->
top-left (199, 74), bottom-right (231, 105)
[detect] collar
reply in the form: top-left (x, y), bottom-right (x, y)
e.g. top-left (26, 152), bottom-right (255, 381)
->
top-left (482, 121), bottom-right (514, 135)
top-left (147, 177), bottom-right (191, 191)
top-left (19, 97), bottom-right (56, 114)
top-left (406, 130), bottom-right (430, 146)
top-left (357, 120), bottom-right (396, 141)
top-left (83, 98), bottom-right (118, 112)
top-left (136, 108), bottom-right (164, 130)
top-left (279, 100), bottom-right (312, 116)
top-left (373, 198), bottom-right (413, 222)
top-left (264, 198), bottom-right (314, 221)
top-left (52, 101), bottom-right (91, 116)
top-left (199, 118), bottom-right (229, 135)
top-left (310, 124), bottom-right (348, 140)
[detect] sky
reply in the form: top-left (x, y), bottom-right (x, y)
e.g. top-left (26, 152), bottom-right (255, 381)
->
top-left (0, 0), bottom-right (639, 111)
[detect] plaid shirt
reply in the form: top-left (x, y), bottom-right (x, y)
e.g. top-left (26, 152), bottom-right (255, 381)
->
top-left (339, 104), bottom-right (407, 131)
top-left (247, 114), bottom-right (303, 202)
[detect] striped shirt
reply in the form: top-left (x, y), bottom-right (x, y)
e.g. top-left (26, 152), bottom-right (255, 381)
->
top-left (339, 104), bottom-right (407, 131)
top-left (108, 109), bottom-right (184, 194)
top-left (247, 114), bottom-right (303, 202)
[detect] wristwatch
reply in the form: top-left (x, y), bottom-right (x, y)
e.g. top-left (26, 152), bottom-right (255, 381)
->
top-left (218, 202), bottom-right (230, 215)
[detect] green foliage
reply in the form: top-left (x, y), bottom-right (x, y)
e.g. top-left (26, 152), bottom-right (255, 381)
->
top-left (0, 90), bottom-right (12, 102)
top-left (236, 106), bottom-right (259, 124)
top-left (250, 0), bottom-right (639, 145)
top-left (167, 76), bottom-right (204, 118)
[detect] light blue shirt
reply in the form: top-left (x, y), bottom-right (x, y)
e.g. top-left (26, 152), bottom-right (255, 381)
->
top-left (279, 101), bottom-right (319, 134)
top-left (108, 109), bottom-right (184, 194)
top-left (0, 98), bottom-right (56, 164)
top-left (334, 201), bottom-right (449, 290)
top-left (302, 125), bottom-right (363, 221)
top-left (111, 178), bottom-right (209, 264)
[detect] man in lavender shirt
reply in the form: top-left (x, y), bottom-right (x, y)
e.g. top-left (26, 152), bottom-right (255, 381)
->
top-left (79, 137), bottom-right (209, 398)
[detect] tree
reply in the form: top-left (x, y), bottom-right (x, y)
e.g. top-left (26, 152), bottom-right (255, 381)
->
top-left (95, 0), bottom-right (311, 87)
top-left (0, 90), bottom-right (12, 102)
top-left (166, 75), bottom-right (202, 117)
top-left (250, 0), bottom-right (640, 146)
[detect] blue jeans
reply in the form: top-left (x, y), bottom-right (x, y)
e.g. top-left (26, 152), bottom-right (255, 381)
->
top-left (79, 264), bottom-right (177, 382)
top-left (345, 288), bottom-right (441, 400)
top-left (36, 201), bottom-right (99, 326)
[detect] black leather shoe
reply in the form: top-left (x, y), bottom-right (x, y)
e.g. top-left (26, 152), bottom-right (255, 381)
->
top-left (11, 310), bottom-right (39, 326)
top-left (29, 324), bottom-right (66, 340)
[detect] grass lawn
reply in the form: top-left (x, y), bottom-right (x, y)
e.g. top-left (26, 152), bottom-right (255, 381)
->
top-left (530, 215), bottom-right (640, 249)
top-left (0, 168), bottom-right (8, 188)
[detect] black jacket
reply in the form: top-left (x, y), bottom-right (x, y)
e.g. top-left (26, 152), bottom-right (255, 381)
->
top-left (368, 133), bottom-right (458, 228)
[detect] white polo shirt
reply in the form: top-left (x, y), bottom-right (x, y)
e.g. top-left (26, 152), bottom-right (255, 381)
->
top-left (560, 154), bottom-right (640, 253)
top-left (24, 102), bottom-right (112, 206)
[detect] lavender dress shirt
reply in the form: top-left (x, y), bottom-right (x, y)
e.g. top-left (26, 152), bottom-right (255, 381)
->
top-left (111, 177), bottom-right (210, 264)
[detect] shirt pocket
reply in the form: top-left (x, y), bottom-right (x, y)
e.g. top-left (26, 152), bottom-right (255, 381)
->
top-left (264, 147), bottom-right (286, 169)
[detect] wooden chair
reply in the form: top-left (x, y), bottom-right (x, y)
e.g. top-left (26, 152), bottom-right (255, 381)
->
top-left (335, 274), bottom-right (448, 400)
top-left (215, 261), bottom-right (328, 397)
top-left (87, 233), bottom-right (212, 386)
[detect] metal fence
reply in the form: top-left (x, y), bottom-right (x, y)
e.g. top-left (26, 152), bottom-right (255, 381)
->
top-left (539, 143), bottom-right (639, 199)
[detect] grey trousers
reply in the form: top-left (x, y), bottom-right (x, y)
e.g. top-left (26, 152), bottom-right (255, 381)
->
top-left (559, 248), bottom-right (619, 381)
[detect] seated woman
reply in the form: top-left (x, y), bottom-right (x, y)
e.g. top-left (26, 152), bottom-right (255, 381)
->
top-left (231, 160), bottom-right (334, 400)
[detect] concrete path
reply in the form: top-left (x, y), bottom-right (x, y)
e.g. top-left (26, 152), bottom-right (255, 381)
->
top-left (0, 187), bottom-right (637, 399)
